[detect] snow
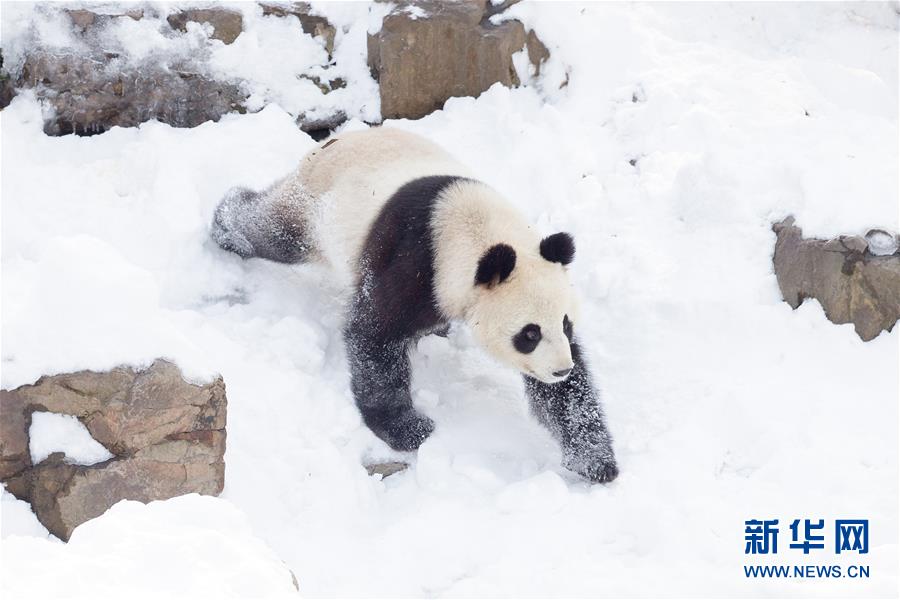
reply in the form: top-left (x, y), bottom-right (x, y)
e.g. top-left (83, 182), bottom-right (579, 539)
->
top-left (208, 2), bottom-right (383, 123)
top-left (1, 2), bottom-right (898, 598)
top-left (0, 495), bottom-right (299, 598)
top-left (401, 5), bottom-right (427, 21)
top-left (0, 489), bottom-right (50, 539)
top-left (29, 411), bottom-right (115, 466)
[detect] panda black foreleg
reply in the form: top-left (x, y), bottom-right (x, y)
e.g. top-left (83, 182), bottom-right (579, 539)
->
top-left (344, 323), bottom-right (435, 452)
top-left (524, 342), bottom-right (618, 483)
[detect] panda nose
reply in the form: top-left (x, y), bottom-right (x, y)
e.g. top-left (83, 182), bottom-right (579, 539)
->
top-left (553, 368), bottom-right (572, 378)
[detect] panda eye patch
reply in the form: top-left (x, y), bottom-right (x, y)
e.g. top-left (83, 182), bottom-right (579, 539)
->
top-left (513, 324), bottom-right (542, 354)
top-left (563, 314), bottom-right (573, 342)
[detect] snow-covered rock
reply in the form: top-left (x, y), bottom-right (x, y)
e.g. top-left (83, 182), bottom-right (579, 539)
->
top-left (0, 3), bottom-right (359, 135)
top-left (19, 49), bottom-right (247, 136)
top-left (3, 0), bottom-right (549, 135)
top-left (368, 0), bottom-right (548, 119)
top-left (260, 2), bottom-right (336, 56)
top-left (1, 360), bottom-right (226, 540)
top-left (773, 217), bottom-right (900, 341)
top-left (2, 2), bottom-right (547, 136)
top-left (167, 7), bottom-right (244, 45)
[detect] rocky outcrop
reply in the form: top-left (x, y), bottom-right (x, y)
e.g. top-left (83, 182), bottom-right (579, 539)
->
top-left (773, 217), bottom-right (900, 341)
top-left (368, 0), bottom-right (549, 119)
top-left (4, 2), bottom-right (550, 133)
top-left (7, 6), bottom-right (249, 133)
top-left (3, 4), bottom-right (338, 134)
top-left (20, 51), bottom-right (247, 136)
top-left (0, 360), bottom-right (226, 541)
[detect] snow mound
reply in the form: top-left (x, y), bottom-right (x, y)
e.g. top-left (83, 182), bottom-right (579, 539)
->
top-left (0, 494), bottom-right (298, 598)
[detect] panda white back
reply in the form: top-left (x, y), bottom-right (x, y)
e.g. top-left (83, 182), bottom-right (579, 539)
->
top-left (294, 127), bottom-right (473, 279)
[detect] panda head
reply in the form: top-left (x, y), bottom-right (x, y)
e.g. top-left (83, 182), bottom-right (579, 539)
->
top-left (469, 232), bottom-right (579, 384)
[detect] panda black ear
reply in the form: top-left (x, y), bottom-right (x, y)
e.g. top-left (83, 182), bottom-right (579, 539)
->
top-left (540, 232), bottom-right (575, 265)
top-left (475, 244), bottom-right (516, 287)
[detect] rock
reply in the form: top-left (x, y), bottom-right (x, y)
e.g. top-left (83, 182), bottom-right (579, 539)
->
top-left (296, 108), bottom-right (347, 137)
top-left (525, 29), bottom-right (551, 76)
top-left (18, 8), bottom-right (245, 132)
top-left (0, 360), bottom-right (226, 541)
top-left (167, 8), bottom-right (244, 45)
top-left (65, 9), bottom-right (99, 31)
top-left (772, 217), bottom-right (900, 341)
top-left (294, 73), bottom-right (347, 137)
top-left (365, 461), bottom-right (409, 478)
top-left (65, 8), bottom-right (144, 34)
top-left (298, 73), bottom-right (345, 95)
top-left (0, 50), bottom-right (14, 110)
top-left (368, 0), bottom-right (548, 120)
top-left (0, 395), bottom-right (29, 481)
top-left (260, 2), bottom-right (336, 56)
top-left (19, 51), bottom-right (246, 136)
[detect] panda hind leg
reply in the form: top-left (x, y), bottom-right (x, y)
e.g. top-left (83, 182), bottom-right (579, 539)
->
top-left (211, 186), bottom-right (311, 264)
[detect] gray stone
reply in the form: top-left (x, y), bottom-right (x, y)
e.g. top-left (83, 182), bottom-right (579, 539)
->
top-left (64, 8), bottom-right (144, 34)
top-left (167, 8), bottom-right (244, 45)
top-left (772, 217), bottom-right (900, 341)
top-left (0, 393), bottom-right (29, 481)
top-left (0, 360), bottom-right (226, 541)
top-left (66, 8), bottom-right (99, 30)
top-left (367, 0), bottom-right (548, 120)
top-left (365, 461), bottom-right (409, 478)
top-left (296, 109), bottom-right (346, 134)
top-left (19, 51), bottom-right (247, 136)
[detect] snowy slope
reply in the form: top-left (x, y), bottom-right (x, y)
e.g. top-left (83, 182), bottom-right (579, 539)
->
top-left (1, 2), bottom-right (898, 597)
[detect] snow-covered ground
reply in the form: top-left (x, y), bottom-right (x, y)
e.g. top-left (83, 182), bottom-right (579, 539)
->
top-left (1, 2), bottom-right (898, 597)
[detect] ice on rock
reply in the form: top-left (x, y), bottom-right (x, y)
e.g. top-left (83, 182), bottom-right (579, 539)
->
top-left (865, 229), bottom-right (899, 256)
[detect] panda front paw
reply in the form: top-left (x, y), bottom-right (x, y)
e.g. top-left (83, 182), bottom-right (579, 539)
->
top-left (563, 449), bottom-right (619, 484)
top-left (371, 409), bottom-right (435, 452)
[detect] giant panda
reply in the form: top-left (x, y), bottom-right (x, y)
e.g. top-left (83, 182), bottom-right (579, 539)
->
top-left (212, 127), bottom-right (618, 483)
